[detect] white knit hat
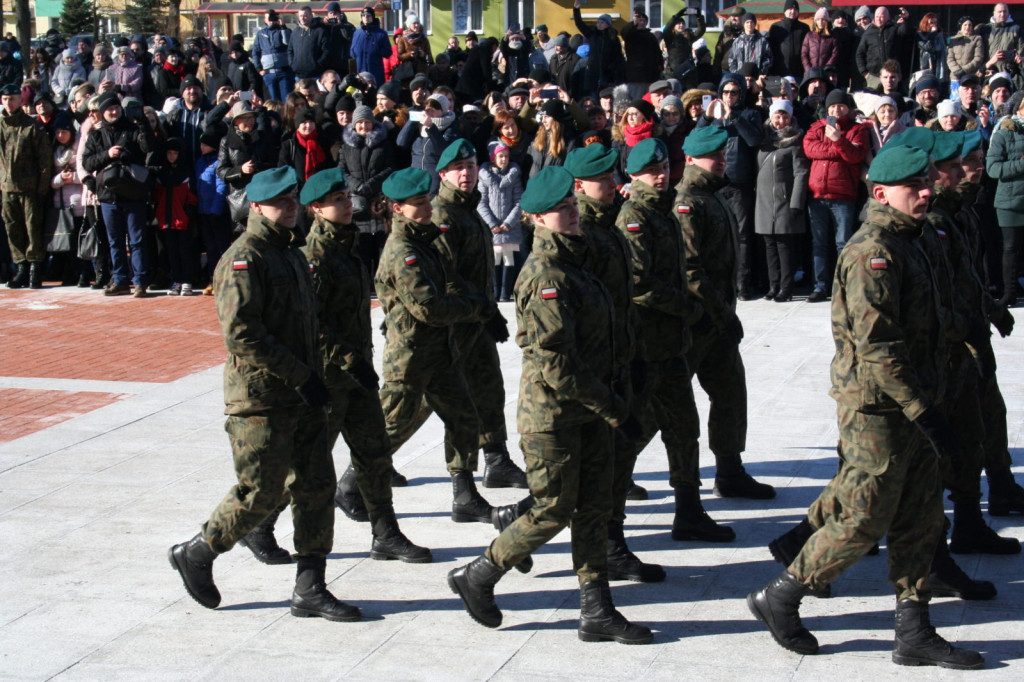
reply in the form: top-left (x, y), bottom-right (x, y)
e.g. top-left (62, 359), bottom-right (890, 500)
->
top-left (937, 99), bottom-right (962, 119)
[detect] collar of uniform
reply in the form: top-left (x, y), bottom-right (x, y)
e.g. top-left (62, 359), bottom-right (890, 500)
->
top-left (391, 214), bottom-right (441, 242)
top-left (957, 180), bottom-right (979, 207)
top-left (681, 164), bottom-right (727, 193)
top-left (437, 179), bottom-right (480, 210)
top-left (311, 215), bottom-right (359, 249)
top-left (248, 213), bottom-right (300, 247)
top-left (866, 199), bottom-right (924, 238)
top-left (629, 180), bottom-right (675, 210)
top-left (575, 192), bottom-right (616, 229)
top-left (931, 183), bottom-right (962, 215)
top-left (533, 224), bottom-right (590, 267)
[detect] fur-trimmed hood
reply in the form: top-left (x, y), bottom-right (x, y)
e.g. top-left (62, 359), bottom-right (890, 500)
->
top-left (761, 122), bottom-right (803, 150)
top-left (343, 119), bottom-right (388, 148)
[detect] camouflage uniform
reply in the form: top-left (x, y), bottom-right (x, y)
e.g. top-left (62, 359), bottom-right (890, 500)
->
top-left (791, 201), bottom-right (945, 601)
top-left (0, 108), bottom-right (53, 264)
top-left (202, 212), bottom-right (335, 558)
top-left (375, 212), bottom-right (489, 473)
top-left (485, 226), bottom-right (626, 584)
top-left (616, 181), bottom-right (704, 491)
top-left (302, 215), bottom-right (392, 511)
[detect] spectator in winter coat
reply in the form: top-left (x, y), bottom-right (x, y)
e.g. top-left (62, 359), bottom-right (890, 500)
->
top-left (87, 50), bottom-right (115, 92)
top-left (155, 138), bottom-right (199, 295)
top-left (51, 119), bottom-right (90, 286)
top-left (323, 2), bottom-right (356, 76)
top-left (948, 17), bottom-right (985, 94)
top-left (455, 37), bottom-right (500, 106)
top-left (802, 8), bottom-right (838, 74)
top-left (664, 8), bottom-right (707, 74)
top-left (396, 13), bottom-right (433, 78)
top-left (194, 132), bottom-right (228, 294)
top-left (478, 143), bottom-right (523, 301)
top-left (337, 104), bottom-right (393, 276)
top-left (980, 3), bottom-right (1023, 82)
top-left (729, 13), bottom-right (772, 75)
top-left (573, 0), bottom-right (625, 97)
top-left (768, 0), bottom-right (809, 79)
top-left (916, 13), bottom-right (948, 84)
top-left (621, 9), bottom-right (664, 99)
top-left (154, 50), bottom-right (187, 109)
top-left (51, 49), bottom-right (86, 108)
top-left (251, 9), bottom-right (293, 101)
top-left (226, 42), bottom-right (263, 97)
top-left (289, 6), bottom-right (331, 80)
top-left (855, 6), bottom-right (913, 88)
top-left (279, 108), bottom-right (332, 188)
top-left (548, 35), bottom-right (580, 95)
top-left (0, 41), bottom-right (24, 89)
top-left (29, 48), bottom-right (56, 98)
top-left (109, 46), bottom-right (144, 99)
top-left (162, 76), bottom-right (213, 167)
top-left (396, 93), bottom-right (459, 194)
top-left (658, 95), bottom-right (688, 186)
top-left (499, 25), bottom-right (533, 89)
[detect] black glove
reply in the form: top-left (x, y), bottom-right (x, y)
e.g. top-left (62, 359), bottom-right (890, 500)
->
top-left (992, 306), bottom-right (1015, 338)
top-left (83, 174), bottom-right (97, 192)
top-left (485, 309), bottom-right (510, 343)
top-left (914, 407), bottom-right (958, 459)
top-left (630, 359), bottom-right (647, 395)
top-left (723, 312), bottom-right (744, 344)
top-left (965, 321), bottom-right (996, 379)
top-left (616, 414), bottom-right (643, 443)
top-left (296, 372), bottom-right (331, 410)
top-left (347, 358), bottom-right (379, 392)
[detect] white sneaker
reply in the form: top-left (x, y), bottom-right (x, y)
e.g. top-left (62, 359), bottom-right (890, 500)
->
top-left (181, 283), bottom-right (194, 296)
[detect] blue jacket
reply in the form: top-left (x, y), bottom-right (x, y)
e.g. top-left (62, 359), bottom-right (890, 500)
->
top-left (195, 152), bottom-right (227, 215)
top-left (251, 24), bottom-right (291, 71)
top-left (350, 20), bottom-right (392, 85)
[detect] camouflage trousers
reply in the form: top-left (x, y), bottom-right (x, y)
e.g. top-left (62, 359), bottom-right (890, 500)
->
top-left (792, 406), bottom-right (943, 601)
top-left (486, 419), bottom-right (614, 584)
top-left (940, 351), bottom-right (985, 502)
top-left (633, 355), bottom-right (701, 492)
top-left (327, 373), bottom-right (392, 512)
top-left (3, 192), bottom-right (44, 263)
top-left (685, 321), bottom-right (747, 457)
top-left (202, 406), bottom-right (335, 557)
top-left (379, 358), bottom-right (480, 473)
top-left (979, 370), bottom-right (1014, 476)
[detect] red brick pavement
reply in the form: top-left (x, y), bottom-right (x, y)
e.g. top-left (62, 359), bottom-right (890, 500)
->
top-left (0, 389), bottom-right (129, 443)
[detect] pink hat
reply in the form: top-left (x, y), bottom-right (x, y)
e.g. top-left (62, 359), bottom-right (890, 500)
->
top-left (814, 7), bottom-right (829, 22)
top-left (490, 143), bottom-right (509, 161)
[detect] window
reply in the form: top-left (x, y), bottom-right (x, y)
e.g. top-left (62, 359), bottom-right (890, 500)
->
top-left (243, 17), bottom-right (260, 39)
top-left (382, 0), bottom-right (431, 34)
top-left (702, 0), bottom-right (727, 30)
top-left (635, 0), bottom-right (662, 26)
top-left (507, 0), bottom-right (534, 31)
top-left (98, 17), bottom-right (119, 35)
top-left (453, 0), bottom-right (483, 34)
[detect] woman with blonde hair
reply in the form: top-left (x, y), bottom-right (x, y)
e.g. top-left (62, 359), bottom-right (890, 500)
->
top-left (802, 7), bottom-right (837, 72)
top-left (528, 99), bottom-right (578, 178)
top-left (195, 54), bottom-right (229, 97)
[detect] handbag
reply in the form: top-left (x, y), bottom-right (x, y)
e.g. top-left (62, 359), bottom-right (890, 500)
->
top-left (77, 221), bottom-right (100, 260)
top-left (393, 61), bottom-right (415, 83)
top-left (227, 186), bottom-right (249, 223)
top-left (100, 162), bottom-right (151, 202)
top-left (44, 192), bottom-right (75, 254)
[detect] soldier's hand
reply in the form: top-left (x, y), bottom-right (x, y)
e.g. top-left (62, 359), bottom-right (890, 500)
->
top-left (914, 407), bottom-right (959, 459)
top-left (485, 309), bottom-right (510, 343)
top-left (347, 358), bottom-right (379, 391)
top-left (975, 343), bottom-right (997, 379)
top-left (630, 359), bottom-right (647, 395)
top-left (992, 306), bottom-right (1014, 337)
top-left (723, 312), bottom-right (744, 344)
top-left (616, 414), bottom-right (643, 443)
top-left (296, 372), bottom-right (331, 410)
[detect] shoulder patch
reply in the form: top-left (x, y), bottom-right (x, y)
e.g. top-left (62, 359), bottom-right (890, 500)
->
top-left (541, 287), bottom-right (558, 300)
top-left (232, 260), bottom-right (248, 270)
top-left (308, 263), bottom-right (315, 272)
top-left (677, 205), bottom-right (691, 214)
top-left (935, 228), bottom-right (947, 239)
top-left (869, 257), bottom-right (888, 270)
top-left (404, 254), bottom-right (419, 265)
top-left (438, 224), bottom-right (451, 232)
top-left (626, 222), bottom-right (641, 232)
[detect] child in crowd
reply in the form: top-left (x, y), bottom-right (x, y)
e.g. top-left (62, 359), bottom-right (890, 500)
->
top-left (194, 132), bottom-right (229, 295)
top-left (155, 138), bottom-right (198, 295)
top-left (477, 142), bottom-right (523, 301)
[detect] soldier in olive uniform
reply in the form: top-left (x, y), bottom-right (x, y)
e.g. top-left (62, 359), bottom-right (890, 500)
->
top-left (300, 168), bottom-right (431, 563)
top-left (673, 126), bottom-right (776, 501)
top-left (388, 139), bottom-right (527, 490)
top-left (374, 167), bottom-right (496, 524)
top-left (0, 83), bottom-right (53, 289)
top-left (748, 145), bottom-right (984, 670)
top-left (169, 167), bottom-right (362, 622)
top-left (447, 166), bottom-right (653, 645)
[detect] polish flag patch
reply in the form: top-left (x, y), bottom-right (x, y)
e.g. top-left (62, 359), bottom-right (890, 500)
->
top-left (677, 205), bottom-right (691, 214)
top-left (404, 254), bottom-right (418, 265)
top-left (626, 222), bottom-right (641, 232)
top-left (232, 260), bottom-right (248, 270)
top-left (439, 224), bottom-right (451, 232)
top-left (308, 263), bottom-right (315, 272)
top-left (869, 257), bottom-right (888, 270)
top-left (541, 287), bottom-right (558, 300)
top-left (936, 228), bottom-right (947, 239)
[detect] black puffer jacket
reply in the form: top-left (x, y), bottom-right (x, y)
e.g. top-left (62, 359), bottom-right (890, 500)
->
top-left (573, 7), bottom-right (625, 92)
top-left (81, 115), bottom-right (155, 203)
top-left (216, 126), bottom-right (275, 191)
top-left (337, 121), bottom-right (393, 203)
top-left (856, 19), bottom-right (912, 77)
top-left (621, 22), bottom-right (663, 83)
top-left (768, 17), bottom-right (809, 79)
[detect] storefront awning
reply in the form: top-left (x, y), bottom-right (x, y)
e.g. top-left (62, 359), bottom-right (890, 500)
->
top-left (196, 1), bottom-right (374, 13)
top-left (35, 0), bottom-right (64, 18)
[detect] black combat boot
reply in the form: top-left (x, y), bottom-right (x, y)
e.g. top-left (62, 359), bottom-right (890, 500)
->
top-left (77, 269), bottom-right (92, 287)
top-left (607, 520), bottom-right (665, 583)
top-left (28, 262), bottom-right (43, 289)
top-left (950, 499), bottom-right (1021, 555)
top-left (929, 522), bottom-right (996, 600)
top-left (491, 495), bottom-right (534, 573)
top-left (290, 556), bottom-right (361, 621)
top-left (368, 505), bottom-right (432, 563)
top-left (451, 470), bottom-right (493, 523)
top-left (577, 580), bottom-right (653, 644)
top-left (7, 262), bottom-right (28, 289)
top-left (167, 533), bottom-right (221, 609)
top-left (714, 452), bottom-right (776, 499)
top-left (892, 598), bottom-right (984, 669)
top-left (91, 263), bottom-right (109, 290)
top-left (625, 479), bottom-right (648, 500)
top-left (334, 464), bottom-right (369, 522)
top-left (237, 508), bottom-right (293, 565)
top-left (447, 555), bottom-right (507, 628)
top-left (987, 467), bottom-right (1024, 516)
top-left (768, 517), bottom-right (831, 598)
top-left (747, 570), bottom-right (819, 655)
top-left (481, 443), bottom-right (527, 489)
top-left (671, 486), bottom-right (735, 542)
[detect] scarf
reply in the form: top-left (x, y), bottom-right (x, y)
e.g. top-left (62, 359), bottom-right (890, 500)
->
top-left (296, 129), bottom-right (326, 180)
top-left (420, 110), bottom-right (456, 137)
top-left (404, 31), bottom-right (424, 44)
top-left (500, 132), bottom-right (520, 148)
top-left (163, 60), bottom-right (186, 78)
top-left (624, 120), bottom-right (654, 147)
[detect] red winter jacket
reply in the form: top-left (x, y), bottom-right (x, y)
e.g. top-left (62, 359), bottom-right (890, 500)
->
top-left (155, 176), bottom-right (197, 230)
top-left (802, 116), bottom-right (868, 202)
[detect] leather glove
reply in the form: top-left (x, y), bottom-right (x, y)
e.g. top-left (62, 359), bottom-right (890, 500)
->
top-left (485, 309), bottom-right (510, 343)
top-left (616, 414), bottom-right (643, 443)
top-left (295, 372), bottom-right (331, 410)
top-left (630, 359), bottom-right (647, 395)
top-left (722, 312), bottom-right (744, 344)
top-left (992, 306), bottom-right (1015, 338)
top-left (914, 407), bottom-right (958, 459)
top-left (347, 358), bottom-right (379, 392)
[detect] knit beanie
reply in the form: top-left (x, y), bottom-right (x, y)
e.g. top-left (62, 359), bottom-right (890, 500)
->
top-left (352, 104), bottom-right (374, 123)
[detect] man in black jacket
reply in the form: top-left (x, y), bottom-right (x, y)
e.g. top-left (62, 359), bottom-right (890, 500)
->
top-left (856, 6), bottom-right (913, 89)
top-left (573, 0), bottom-right (625, 98)
top-left (289, 5), bottom-right (331, 80)
top-left (768, 0), bottom-right (809, 80)
top-left (621, 8), bottom-right (663, 99)
top-left (324, 2), bottom-right (356, 76)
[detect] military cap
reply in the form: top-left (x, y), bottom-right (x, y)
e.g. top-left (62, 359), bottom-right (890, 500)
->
top-left (521, 166), bottom-right (575, 214)
top-left (300, 167), bottom-right (348, 205)
top-left (382, 167), bottom-right (432, 201)
top-left (868, 145), bottom-right (930, 184)
top-left (626, 138), bottom-right (669, 175)
top-left (931, 131), bottom-right (964, 163)
top-left (961, 129), bottom-right (983, 158)
top-left (683, 125), bottom-right (729, 157)
top-left (535, 24), bottom-right (548, 32)
top-left (565, 143), bottom-right (618, 179)
top-left (0, 83), bottom-right (20, 96)
top-left (437, 138), bottom-right (477, 172)
top-left (889, 127), bottom-right (935, 154)
top-left (247, 166), bottom-right (299, 203)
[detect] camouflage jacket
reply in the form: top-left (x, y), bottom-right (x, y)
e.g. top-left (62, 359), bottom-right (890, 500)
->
top-left (617, 181), bottom-right (703, 361)
top-left (957, 181), bottom-right (1005, 324)
top-left (931, 185), bottom-right (990, 341)
top-left (432, 180), bottom-right (497, 349)
top-left (375, 213), bottom-right (486, 382)
top-left (215, 213), bottom-right (321, 416)
top-left (921, 190), bottom-right (971, 350)
top-left (514, 225), bottom-right (626, 433)
top-left (301, 215), bottom-right (373, 390)
top-left (0, 109), bottom-right (53, 194)
top-left (674, 165), bottom-right (739, 331)
top-left (829, 200), bottom-right (945, 421)
top-left (578, 192), bottom-right (640, 372)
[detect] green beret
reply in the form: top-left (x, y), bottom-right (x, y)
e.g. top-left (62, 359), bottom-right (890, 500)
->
top-left (868, 145), bottom-right (930, 184)
top-left (0, 83), bottom-right (20, 96)
top-left (521, 166), bottom-right (575, 214)
top-left (247, 166), bottom-right (299, 203)
top-left (300, 167), bottom-right (348, 205)
top-left (961, 129), bottom-right (983, 158)
top-left (931, 131), bottom-right (964, 164)
top-left (382, 167), bottom-right (432, 201)
top-left (565, 143), bottom-right (618, 179)
top-left (889, 127), bottom-right (935, 155)
top-left (436, 138), bottom-right (477, 172)
top-left (626, 138), bottom-right (669, 175)
top-left (683, 126), bottom-right (729, 157)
